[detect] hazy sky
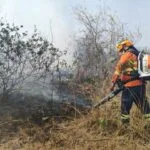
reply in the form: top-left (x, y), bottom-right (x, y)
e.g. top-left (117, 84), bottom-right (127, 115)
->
top-left (0, 0), bottom-right (150, 50)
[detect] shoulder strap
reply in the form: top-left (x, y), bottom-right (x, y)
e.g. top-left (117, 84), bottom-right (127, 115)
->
top-left (128, 47), bottom-right (139, 57)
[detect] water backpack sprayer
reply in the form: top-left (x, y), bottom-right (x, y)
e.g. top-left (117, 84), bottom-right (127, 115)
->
top-left (94, 50), bottom-right (150, 108)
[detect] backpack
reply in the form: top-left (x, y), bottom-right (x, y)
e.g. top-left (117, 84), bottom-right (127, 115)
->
top-left (138, 50), bottom-right (150, 80)
top-left (128, 47), bottom-right (150, 80)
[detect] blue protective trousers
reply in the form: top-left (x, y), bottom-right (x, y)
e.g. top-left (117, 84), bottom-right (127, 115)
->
top-left (121, 84), bottom-right (150, 116)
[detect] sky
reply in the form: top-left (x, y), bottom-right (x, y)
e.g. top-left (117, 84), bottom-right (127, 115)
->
top-left (0, 0), bottom-right (150, 51)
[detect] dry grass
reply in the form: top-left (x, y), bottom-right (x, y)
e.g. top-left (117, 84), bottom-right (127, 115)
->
top-left (0, 97), bottom-right (150, 150)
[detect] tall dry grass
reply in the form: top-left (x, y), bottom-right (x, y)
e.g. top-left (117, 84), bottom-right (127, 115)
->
top-left (1, 97), bottom-right (150, 150)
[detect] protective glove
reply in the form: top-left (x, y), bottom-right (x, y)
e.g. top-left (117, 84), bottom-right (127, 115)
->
top-left (110, 83), bottom-right (115, 91)
top-left (112, 74), bottom-right (119, 83)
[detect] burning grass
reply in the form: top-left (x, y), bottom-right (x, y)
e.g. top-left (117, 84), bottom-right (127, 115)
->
top-left (0, 97), bottom-right (150, 150)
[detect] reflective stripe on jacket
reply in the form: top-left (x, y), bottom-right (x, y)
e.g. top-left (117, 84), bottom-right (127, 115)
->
top-left (112, 49), bottom-right (143, 87)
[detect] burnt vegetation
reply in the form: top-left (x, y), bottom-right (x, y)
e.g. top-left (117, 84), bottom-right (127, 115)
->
top-left (0, 5), bottom-right (149, 150)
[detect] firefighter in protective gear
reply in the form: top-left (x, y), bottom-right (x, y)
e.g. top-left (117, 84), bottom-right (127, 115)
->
top-left (111, 40), bottom-right (150, 124)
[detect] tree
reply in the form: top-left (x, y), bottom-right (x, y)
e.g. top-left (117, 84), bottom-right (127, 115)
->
top-left (73, 6), bottom-right (141, 82)
top-left (0, 21), bottom-right (63, 100)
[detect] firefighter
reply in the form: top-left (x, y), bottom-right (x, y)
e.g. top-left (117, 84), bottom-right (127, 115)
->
top-left (111, 40), bottom-right (150, 124)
